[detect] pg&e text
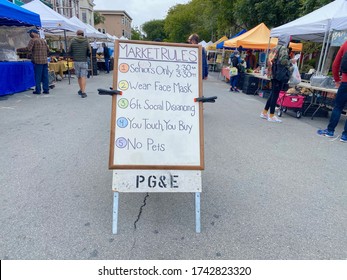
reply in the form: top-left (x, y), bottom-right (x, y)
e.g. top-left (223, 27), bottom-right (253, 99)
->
top-left (136, 175), bottom-right (179, 189)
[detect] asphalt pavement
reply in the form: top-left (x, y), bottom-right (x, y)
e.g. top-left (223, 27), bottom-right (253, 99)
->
top-left (0, 70), bottom-right (346, 260)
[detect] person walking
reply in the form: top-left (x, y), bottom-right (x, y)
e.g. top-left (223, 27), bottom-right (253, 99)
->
top-left (18, 29), bottom-right (49, 94)
top-left (187, 33), bottom-right (208, 80)
top-left (229, 50), bottom-right (242, 92)
top-left (317, 40), bottom-right (347, 142)
top-left (102, 42), bottom-right (110, 73)
top-left (68, 30), bottom-right (91, 98)
top-left (260, 34), bottom-right (292, 123)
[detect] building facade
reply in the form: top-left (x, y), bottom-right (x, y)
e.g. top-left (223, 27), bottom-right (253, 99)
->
top-left (79, 0), bottom-right (94, 25)
top-left (94, 10), bottom-right (132, 39)
top-left (16, 0), bottom-right (95, 26)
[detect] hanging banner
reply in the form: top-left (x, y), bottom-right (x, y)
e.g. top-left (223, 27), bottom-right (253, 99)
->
top-left (331, 31), bottom-right (347, 47)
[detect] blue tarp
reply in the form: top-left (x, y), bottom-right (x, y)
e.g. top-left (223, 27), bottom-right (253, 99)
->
top-left (216, 29), bottom-right (247, 49)
top-left (0, 0), bottom-right (41, 27)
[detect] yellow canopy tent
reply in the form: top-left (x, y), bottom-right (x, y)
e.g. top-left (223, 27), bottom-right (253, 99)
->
top-left (223, 23), bottom-right (302, 51)
top-left (206, 36), bottom-right (229, 50)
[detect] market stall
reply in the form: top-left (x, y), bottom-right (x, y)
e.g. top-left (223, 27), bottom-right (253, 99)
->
top-left (22, 0), bottom-right (81, 84)
top-left (0, 0), bottom-right (41, 96)
top-left (269, 0), bottom-right (347, 118)
top-left (48, 59), bottom-right (74, 79)
top-left (206, 36), bottom-right (228, 71)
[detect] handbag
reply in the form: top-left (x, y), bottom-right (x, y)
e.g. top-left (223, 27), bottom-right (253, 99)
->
top-left (229, 66), bottom-right (238, 77)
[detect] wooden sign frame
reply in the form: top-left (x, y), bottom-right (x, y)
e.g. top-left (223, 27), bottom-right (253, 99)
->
top-left (109, 40), bottom-right (204, 170)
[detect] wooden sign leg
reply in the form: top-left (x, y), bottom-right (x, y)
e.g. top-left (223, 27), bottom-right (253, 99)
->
top-left (112, 192), bottom-right (119, 234)
top-left (195, 192), bottom-right (201, 233)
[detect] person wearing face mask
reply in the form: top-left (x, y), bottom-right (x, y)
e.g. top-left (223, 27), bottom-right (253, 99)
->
top-left (17, 29), bottom-right (50, 94)
top-left (260, 34), bottom-right (293, 123)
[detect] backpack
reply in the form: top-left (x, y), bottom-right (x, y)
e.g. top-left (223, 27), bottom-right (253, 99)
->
top-left (341, 52), bottom-right (347, 73)
top-left (272, 46), bottom-right (291, 83)
top-left (232, 56), bottom-right (240, 70)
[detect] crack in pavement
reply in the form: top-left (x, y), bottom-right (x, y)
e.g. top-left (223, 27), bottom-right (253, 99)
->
top-left (134, 193), bottom-right (149, 230)
top-left (129, 193), bottom-right (150, 259)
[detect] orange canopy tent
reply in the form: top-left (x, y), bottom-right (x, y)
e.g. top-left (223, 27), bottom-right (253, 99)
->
top-left (223, 23), bottom-right (303, 51)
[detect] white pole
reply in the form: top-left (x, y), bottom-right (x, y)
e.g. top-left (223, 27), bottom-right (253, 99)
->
top-left (317, 21), bottom-right (330, 75)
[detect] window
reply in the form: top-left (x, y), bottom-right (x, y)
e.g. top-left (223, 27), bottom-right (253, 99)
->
top-left (122, 17), bottom-right (124, 25)
top-left (98, 28), bottom-right (101, 32)
top-left (102, 28), bottom-right (106, 34)
top-left (82, 11), bottom-right (87, 23)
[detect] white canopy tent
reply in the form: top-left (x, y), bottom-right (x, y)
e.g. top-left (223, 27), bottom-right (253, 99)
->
top-left (271, 0), bottom-right (347, 42)
top-left (199, 40), bottom-right (207, 47)
top-left (22, 0), bottom-right (80, 33)
top-left (22, 0), bottom-right (81, 84)
top-left (69, 16), bottom-right (107, 39)
top-left (270, 0), bottom-right (347, 73)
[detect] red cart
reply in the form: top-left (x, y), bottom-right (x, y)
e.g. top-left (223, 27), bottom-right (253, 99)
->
top-left (276, 91), bottom-right (305, 118)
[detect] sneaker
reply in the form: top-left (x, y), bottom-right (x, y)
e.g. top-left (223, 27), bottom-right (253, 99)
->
top-left (234, 88), bottom-right (240, 92)
top-left (78, 90), bottom-right (82, 95)
top-left (32, 91), bottom-right (41, 94)
top-left (317, 129), bottom-right (334, 138)
top-left (229, 87), bottom-right (234, 92)
top-left (340, 134), bottom-right (347, 142)
top-left (81, 93), bottom-right (87, 98)
top-left (268, 116), bottom-right (282, 123)
top-left (43, 91), bottom-right (49, 94)
top-left (260, 112), bottom-right (268, 119)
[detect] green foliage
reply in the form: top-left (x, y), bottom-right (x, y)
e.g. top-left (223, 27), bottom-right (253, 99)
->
top-left (306, 58), bottom-right (317, 67)
top-left (141, 0), bottom-right (334, 42)
top-left (233, 0), bottom-right (302, 29)
top-left (142, 19), bottom-right (167, 41)
top-left (302, 42), bottom-right (321, 55)
top-left (94, 11), bottom-right (105, 25)
top-left (164, 4), bottom-right (195, 43)
top-left (299, 0), bottom-right (334, 16)
top-left (131, 28), bottom-right (142, 40)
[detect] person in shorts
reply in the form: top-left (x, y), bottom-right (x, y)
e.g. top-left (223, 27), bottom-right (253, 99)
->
top-left (68, 30), bottom-right (91, 98)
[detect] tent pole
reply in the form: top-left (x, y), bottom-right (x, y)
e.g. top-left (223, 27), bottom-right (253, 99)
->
top-left (320, 31), bottom-right (332, 75)
top-left (317, 22), bottom-right (330, 75)
top-left (297, 52), bottom-right (303, 70)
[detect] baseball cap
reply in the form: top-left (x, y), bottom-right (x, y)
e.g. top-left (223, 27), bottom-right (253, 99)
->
top-left (28, 29), bottom-right (39, 34)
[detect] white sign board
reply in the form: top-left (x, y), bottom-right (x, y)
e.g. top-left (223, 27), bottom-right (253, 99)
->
top-left (110, 40), bottom-right (204, 170)
top-left (113, 170), bottom-right (202, 193)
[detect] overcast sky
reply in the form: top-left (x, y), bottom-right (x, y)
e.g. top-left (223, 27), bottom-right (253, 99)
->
top-left (93, 0), bottom-right (190, 28)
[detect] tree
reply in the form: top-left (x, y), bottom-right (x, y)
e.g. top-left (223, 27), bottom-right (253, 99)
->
top-left (94, 11), bottom-right (105, 26)
top-left (233, 0), bottom-right (302, 30)
top-left (131, 27), bottom-right (142, 40)
top-left (142, 19), bottom-right (167, 41)
top-left (299, 0), bottom-right (334, 16)
top-left (164, 4), bottom-right (195, 42)
top-left (141, 0), bottom-right (334, 43)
